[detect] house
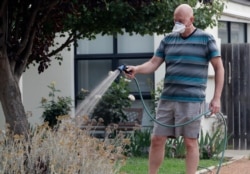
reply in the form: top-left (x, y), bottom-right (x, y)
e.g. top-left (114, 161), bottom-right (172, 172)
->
top-left (0, 0), bottom-right (250, 134)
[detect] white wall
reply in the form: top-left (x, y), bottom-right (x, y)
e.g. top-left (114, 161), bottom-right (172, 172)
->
top-left (22, 35), bottom-right (74, 127)
top-left (221, 1), bottom-right (250, 23)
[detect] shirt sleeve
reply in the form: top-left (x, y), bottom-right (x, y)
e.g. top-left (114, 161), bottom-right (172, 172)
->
top-left (207, 34), bottom-right (221, 60)
top-left (154, 39), bottom-right (165, 59)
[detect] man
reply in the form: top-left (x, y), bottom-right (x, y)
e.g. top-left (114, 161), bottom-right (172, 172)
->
top-left (126, 4), bottom-right (224, 174)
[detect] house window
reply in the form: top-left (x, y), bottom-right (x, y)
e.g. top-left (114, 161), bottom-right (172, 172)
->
top-left (77, 35), bottom-right (113, 54)
top-left (117, 33), bottom-right (154, 53)
top-left (75, 33), bottom-right (154, 106)
top-left (248, 23), bottom-right (250, 42)
top-left (231, 23), bottom-right (245, 43)
top-left (218, 21), bottom-right (248, 43)
top-left (218, 21), bottom-right (228, 43)
top-left (76, 59), bottom-right (112, 90)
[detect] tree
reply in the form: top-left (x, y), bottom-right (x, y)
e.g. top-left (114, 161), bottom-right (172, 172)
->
top-left (0, 0), bottom-right (226, 135)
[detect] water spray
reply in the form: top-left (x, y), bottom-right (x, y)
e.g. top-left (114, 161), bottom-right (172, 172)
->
top-left (75, 69), bottom-right (121, 118)
top-left (75, 66), bottom-right (129, 118)
top-left (118, 64), bottom-right (227, 174)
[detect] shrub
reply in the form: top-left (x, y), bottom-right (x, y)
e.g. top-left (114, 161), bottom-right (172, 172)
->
top-left (199, 129), bottom-right (226, 159)
top-left (91, 76), bottom-right (135, 126)
top-left (164, 129), bottom-right (226, 159)
top-left (127, 128), bottom-right (152, 157)
top-left (0, 118), bottom-right (127, 173)
top-left (40, 82), bottom-right (73, 128)
top-left (165, 137), bottom-right (186, 158)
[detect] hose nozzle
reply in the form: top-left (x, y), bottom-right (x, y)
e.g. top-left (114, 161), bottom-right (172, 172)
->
top-left (118, 65), bottom-right (131, 74)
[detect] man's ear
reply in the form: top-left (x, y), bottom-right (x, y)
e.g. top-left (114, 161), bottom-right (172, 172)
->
top-left (191, 16), bottom-right (195, 23)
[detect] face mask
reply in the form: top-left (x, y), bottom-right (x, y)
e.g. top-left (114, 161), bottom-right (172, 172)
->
top-left (172, 22), bottom-right (186, 34)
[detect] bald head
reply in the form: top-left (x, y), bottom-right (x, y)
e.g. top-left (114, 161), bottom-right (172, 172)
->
top-left (173, 4), bottom-right (195, 36)
top-left (174, 4), bottom-right (193, 19)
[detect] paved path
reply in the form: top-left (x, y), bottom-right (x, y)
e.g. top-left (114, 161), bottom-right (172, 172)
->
top-left (224, 150), bottom-right (250, 160)
top-left (210, 158), bottom-right (250, 174)
top-left (196, 150), bottom-right (250, 174)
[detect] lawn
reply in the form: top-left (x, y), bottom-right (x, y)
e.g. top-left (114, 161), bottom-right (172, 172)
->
top-left (119, 157), bottom-right (219, 174)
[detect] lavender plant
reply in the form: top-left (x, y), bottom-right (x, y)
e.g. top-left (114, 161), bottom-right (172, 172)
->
top-left (0, 117), bottom-right (128, 173)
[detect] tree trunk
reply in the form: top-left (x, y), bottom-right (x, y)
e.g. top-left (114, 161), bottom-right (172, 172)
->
top-left (0, 52), bottom-right (29, 136)
top-left (0, 5), bottom-right (29, 136)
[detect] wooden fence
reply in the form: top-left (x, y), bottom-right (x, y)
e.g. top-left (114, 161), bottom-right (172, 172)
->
top-left (221, 43), bottom-right (250, 149)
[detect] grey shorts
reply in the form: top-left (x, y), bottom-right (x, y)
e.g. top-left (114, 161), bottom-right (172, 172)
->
top-left (152, 100), bottom-right (204, 139)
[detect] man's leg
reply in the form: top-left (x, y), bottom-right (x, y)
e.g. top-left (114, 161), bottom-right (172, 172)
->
top-left (184, 137), bottom-right (199, 174)
top-left (148, 135), bottom-right (167, 174)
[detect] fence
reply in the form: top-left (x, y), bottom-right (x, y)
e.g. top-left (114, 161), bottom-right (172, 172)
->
top-left (221, 43), bottom-right (250, 149)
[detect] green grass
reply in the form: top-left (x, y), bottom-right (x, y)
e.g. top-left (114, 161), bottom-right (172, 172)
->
top-left (119, 157), bottom-right (219, 174)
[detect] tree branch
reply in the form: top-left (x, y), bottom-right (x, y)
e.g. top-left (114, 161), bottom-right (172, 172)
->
top-left (47, 32), bottom-right (79, 57)
top-left (14, 0), bottom-right (61, 78)
top-left (16, 1), bottom-right (42, 57)
top-left (16, 0), bottom-right (59, 60)
top-left (14, 28), bottom-right (37, 81)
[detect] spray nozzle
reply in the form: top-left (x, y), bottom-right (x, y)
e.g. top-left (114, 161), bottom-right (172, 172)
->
top-left (117, 65), bottom-right (131, 74)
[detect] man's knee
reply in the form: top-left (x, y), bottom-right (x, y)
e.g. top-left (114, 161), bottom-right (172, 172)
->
top-left (150, 135), bottom-right (167, 148)
top-left (184, 138), bottom-right (198, 150)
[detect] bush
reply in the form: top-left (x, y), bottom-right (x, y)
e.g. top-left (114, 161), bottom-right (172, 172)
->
top-left (0, 118), bottom-right (127, 173)
top-left (126, 129), bottom-right (152, 157)
top-left (199, 129), bottom-right (226, 159)
top-left (165, 137), bottom-right (186, 158)
top-left (125, 128), bottom-right (226, 159)
top-left (164, 129), bottom-right (226, 159)
top-left (91, 76), bottom-right (135, 126)
top-left (40, 82), bottom-right (72, 128)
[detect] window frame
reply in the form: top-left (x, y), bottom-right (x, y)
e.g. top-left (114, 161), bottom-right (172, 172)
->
top-left (74, 35), bottom-right (154, 107)
top-left (218, 21), bottom-right (248, 43)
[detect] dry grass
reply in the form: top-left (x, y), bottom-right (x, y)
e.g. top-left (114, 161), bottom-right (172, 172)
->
top-left (0, 116), bottom-right (128, 174)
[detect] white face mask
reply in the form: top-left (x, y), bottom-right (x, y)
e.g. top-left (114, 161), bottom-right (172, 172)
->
top-left (172, 22), bottom-right (186, 34)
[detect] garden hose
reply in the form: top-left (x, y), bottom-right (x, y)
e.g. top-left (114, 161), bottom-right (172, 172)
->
top-left (133, 77), bottom-right (228, 174)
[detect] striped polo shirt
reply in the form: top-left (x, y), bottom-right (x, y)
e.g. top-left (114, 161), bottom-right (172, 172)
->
top-left (155, 29), bottom-right (220, 102)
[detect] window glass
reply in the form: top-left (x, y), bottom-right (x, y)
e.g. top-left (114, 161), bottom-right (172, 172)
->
top-left (248, 23), bottom-right (250, 43)
top-left (231, 22), bottom-right (244, 43)
top-left (119, 58), bottom-right (153, 93)
top-left (218, 21), bottom-right (228, 43)
top-left (117, 33), bottom-right (154, 53)
top-left (76, 34), bottom-right (113, 54)
top-left (77, 59), bottom-right (112, 94)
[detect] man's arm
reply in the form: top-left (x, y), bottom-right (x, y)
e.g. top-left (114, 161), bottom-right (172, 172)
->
top-left (209, 56), bottom-right (225, 114)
